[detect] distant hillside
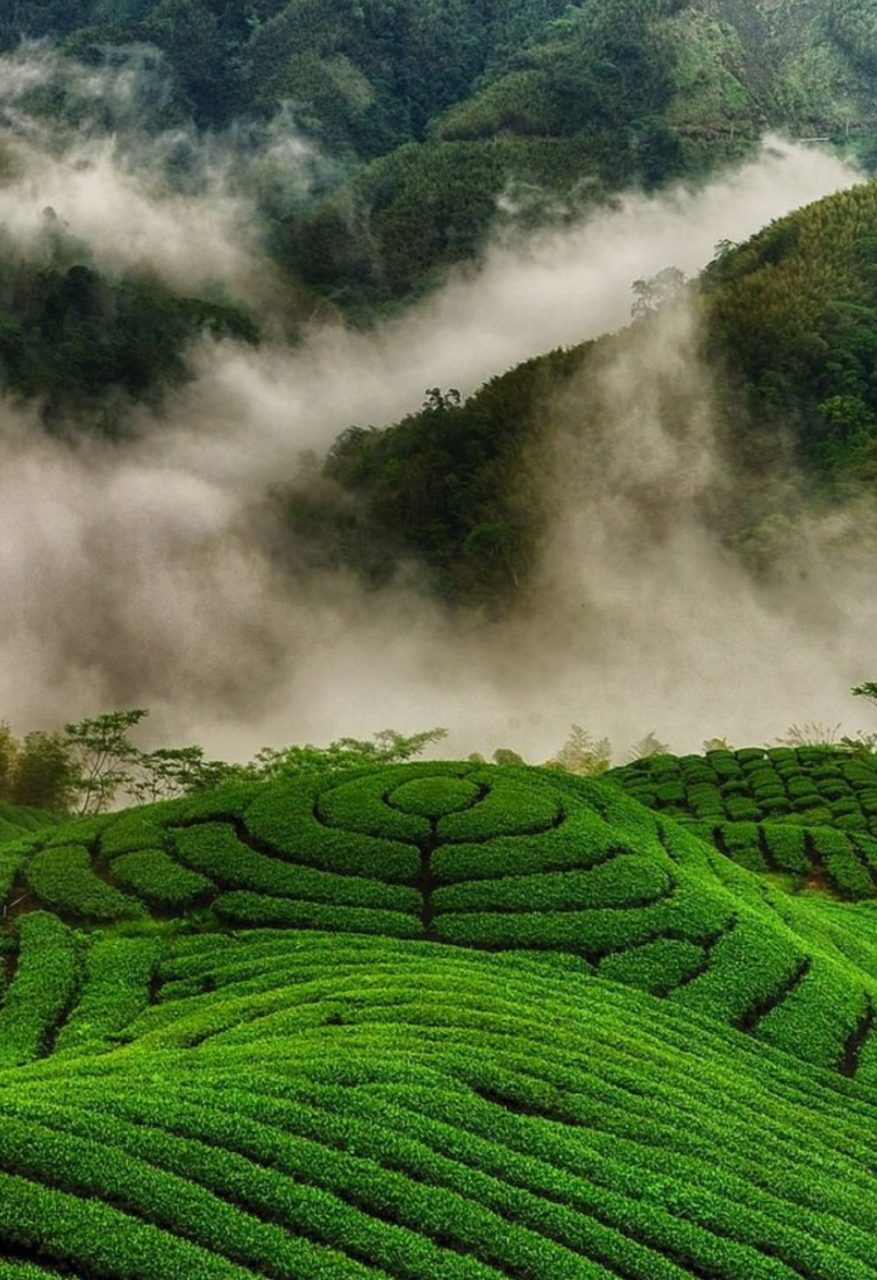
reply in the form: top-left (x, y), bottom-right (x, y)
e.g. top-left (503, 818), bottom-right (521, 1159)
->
top-left (281, 178), bottom-right (877, 604)
top-left (4, 1), bottom-right (877, 311)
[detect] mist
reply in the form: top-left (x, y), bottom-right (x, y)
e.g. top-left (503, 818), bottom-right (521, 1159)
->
top-left (0, 52), bottom-right (872, 762)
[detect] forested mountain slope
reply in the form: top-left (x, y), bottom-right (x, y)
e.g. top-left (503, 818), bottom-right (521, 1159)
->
top-left (282, 178), bottom-right (877, 604)
top-left (3, 1), bottom-right (877, 310)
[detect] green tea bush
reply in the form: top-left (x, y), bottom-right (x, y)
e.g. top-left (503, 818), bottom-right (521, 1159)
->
top-left (724, 799), bottom-right (761, 822)
top-left (173, 824), bottom-right (420, 914)
top-left (101, 814), bottom-right (172, 858)
top-left (673, 915), bottom-right (804, 1025)
top-left (434, 857), bottom-right (672, 915)
top-left (720, 779), bottom-right (748, 796)
top-left (809, 829), bottom-right (875, 899)
top-left (0, 842), bottom-right (29, 914)
top-left (390, 777), bottom-right (481, 818)
top-left (715, 825), bottom-right (767, 874)
top-left (758, 957), bottom-right (870, 1070)
top-left (214, 891), bottom-right (422, 937)
top-left (0, 918), bottom-right (875, 1279)
top-left (431, 815), bottom-right (638, 883)
top-left (835, 814), bottom-right (869, 832)
top-left (5, 755), bottom-right (877, 1090)
top-left (54, 935), bottom-right (160, 1057)
top-left (598, 939), bottom-right (704, 993)
top-left (317, 775), bottom-right (432, 841)
top-left (245, 780), bottom-right (420, 882)
top-left (0, 913), bottom-right (78, 1067)
top-left (785, 778), bottom-right (818, 799)
top-left (26, 846), bottom-right (145, 921)
top-left (437, 777), bottom-right (562, 840)
top-left (436, 880), bottom-right (732, 954)
top-left (760, 826), bottom-right (809, 875)
top-left (41, 817), bottom-right (105, 849)
top-left (760, 797), bottom-right (792, 816)
top-left (853, 835), bottom-right (877, 874)
top-left (112, 850), bottom-right (213, 909)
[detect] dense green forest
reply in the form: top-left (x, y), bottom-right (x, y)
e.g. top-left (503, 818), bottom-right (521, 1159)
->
top-left (0, 215), bottom-right (257, 426)
top-left (3, 1), bottom-right (877, 312)
top-left (280, 179), bottom-right (877, 605)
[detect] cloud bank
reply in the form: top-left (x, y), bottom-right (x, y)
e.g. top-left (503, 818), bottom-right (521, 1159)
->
top-left (0, 58), bottom-right (870, 762)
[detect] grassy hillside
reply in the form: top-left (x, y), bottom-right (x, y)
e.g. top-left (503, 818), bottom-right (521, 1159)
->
top-left (0, 802), bottom-right (57, 844)
top-left (283, 178), bottom-right (877, 605)
top-left (1, 758), bottom-right (877, 1275)
top-left (5, 1), bottom-right (877, 313)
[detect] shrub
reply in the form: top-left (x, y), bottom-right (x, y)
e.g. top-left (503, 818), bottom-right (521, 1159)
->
top-left (433, 856), bottom-right (672, 915)
top-left (809, 828), bottom-right (875, 898)
top-left (598, 939), bottom-right (704, 994)
top-left (173, 824), bottom-right (420, 913)
top-left (0, 913), bottom-right (78, 1067)
top-left (390, 777), bottom-right (481, 818)
top-left (245, 780), bottom-right (419, 883)
top-left (760, 826), bottom-right (809, 875)
top-left (214, 892), bottom-right (422, 937)
top-left (26, 846), bottom-right (146, 921)
top-left (112, 850), bottom-right (212, 910)
top-left (438, 777), bottom-right (562, 840)
top-left (54, 935), bottom-right (161, 1057)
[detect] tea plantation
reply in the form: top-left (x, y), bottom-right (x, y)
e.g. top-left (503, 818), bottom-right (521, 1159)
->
top-left (2, 758), bottom-right (877, 1277)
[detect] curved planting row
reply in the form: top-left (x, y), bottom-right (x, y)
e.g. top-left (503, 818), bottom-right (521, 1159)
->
top-left (611, 746), bottom-right (877, 835)
top-left (0, 934), bottom-right (876, 1280)
top-left (1, 764), bottom-right (876, 1074)
top-left (678, 819), bottom-right (877, 900)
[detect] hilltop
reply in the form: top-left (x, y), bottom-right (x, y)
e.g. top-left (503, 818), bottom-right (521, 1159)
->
top-left (1, 756), bottom-right (877, 1275)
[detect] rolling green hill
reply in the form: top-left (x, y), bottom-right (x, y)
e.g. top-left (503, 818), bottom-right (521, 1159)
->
top-left (2, 759), bottom-right (877, 1276)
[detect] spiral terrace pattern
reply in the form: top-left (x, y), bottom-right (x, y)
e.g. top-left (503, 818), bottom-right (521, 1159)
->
top-left (1, 761), bottom-right (877, 1278)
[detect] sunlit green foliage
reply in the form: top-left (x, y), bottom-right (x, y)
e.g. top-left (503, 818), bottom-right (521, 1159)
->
top-left (0, 925), bottom-right (875, 1276)
top-left (3, 758), bottom-right (877, 1075)
top-left (0, 758), bottom-right (874, 1274)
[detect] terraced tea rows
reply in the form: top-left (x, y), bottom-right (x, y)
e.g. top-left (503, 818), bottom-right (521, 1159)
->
top-left (1, 931), bottom-right (877, 1280)
top-left (2, 763), bottom-right (877, 1075)
top-left (611, 746), bottom-right (877, 830)
top-left (2, 760), bottom-right (877, 1278)
top-left (609, 748), bottom-right (877, 899)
